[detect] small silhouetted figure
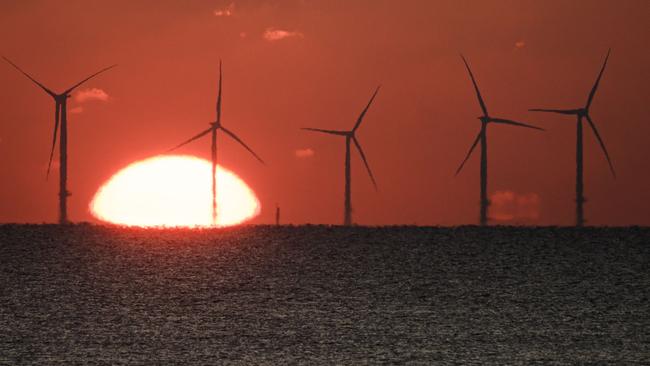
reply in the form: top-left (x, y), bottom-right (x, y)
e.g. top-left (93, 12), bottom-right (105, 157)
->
top-left (275, 204), bottom-right (280, 226)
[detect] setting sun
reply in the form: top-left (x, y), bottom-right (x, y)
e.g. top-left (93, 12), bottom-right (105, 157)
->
top-left (90, 155), bottom-right (260, 227)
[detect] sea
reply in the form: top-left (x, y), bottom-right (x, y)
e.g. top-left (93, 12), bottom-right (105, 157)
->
top-left (1, 224), bottom-right (648, 364)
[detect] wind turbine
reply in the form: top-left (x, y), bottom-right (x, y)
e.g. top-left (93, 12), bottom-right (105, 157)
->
top-left (529, 49), bottom-right (615, 227)
top-left (168, 60), bottom-right (265, 224)
top-left (3, 56), bottom-right (116, 224)
top-left (302, 86), bottom-right (380, 226)
top-left (456, 55), bottom-right (544, 226)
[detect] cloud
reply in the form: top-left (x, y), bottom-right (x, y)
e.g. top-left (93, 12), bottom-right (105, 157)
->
top-left (515, 40), bottom-right (526, 49)
top-left (490, 191), bottom-right (540, 222)
top-left (75, 88), bottom-right (109, 103)
top-left (214, 3), bottom-right (235, 16)
top-left (263, 28), bottom-right (304, 41)
top-left (295, 148), bottom-right (314, 158)
top-left (69, 106), bottom-right (84, 114)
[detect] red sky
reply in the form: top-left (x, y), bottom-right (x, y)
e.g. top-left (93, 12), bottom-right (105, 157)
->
top-left (1, 0), bottom-right (649, 226)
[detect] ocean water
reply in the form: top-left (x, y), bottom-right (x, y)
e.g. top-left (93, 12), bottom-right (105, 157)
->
top-left (1, 225), bottom-right (648, 364)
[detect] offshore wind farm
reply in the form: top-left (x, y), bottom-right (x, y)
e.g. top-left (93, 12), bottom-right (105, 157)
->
top-left (1, 1), bottom-right (649, 364)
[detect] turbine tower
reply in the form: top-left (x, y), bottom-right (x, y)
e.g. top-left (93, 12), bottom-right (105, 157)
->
top-left (168, 60), bottom-right (265, 224)
top-left (302, 86), bottom-right (379, 226)
top-left (3, 57), bottom-right (116, 224)
top-left (529, 49), bottom-right (615, 226)
top-left (456, 55), bottom-right (544, 226)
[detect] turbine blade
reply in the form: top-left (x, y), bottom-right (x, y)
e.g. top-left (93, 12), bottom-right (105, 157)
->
top-left (528, 108), bottom-right (579, 115)
top-left (352, 85), bottom-right (381, 131)
top-left (64, 64), bottom-right (117, 94)
top-left (491, 118), bottom-right (545, 131)
top-left (585, 114), bottom-right (616, 178)
top-left (46, 103), bottom-right (61, 179)
top-left (586, 49), bottom-right (610, 109)
top-left (460, 54), bottom-right (488, 116)
top-left (2, 56), bottom-right (56, 97)
top-left (167, 127), bottom-right (213, 152)
top-left (220, 127), bottom-right (265, 165)
top-left (352, 137), bottom-right (377, 190)
top-left (455, 131), bottom-right (481, 176)
top-left (301, 127), bottom-right (348, 136)
top-left (216, 59), bottom-right (222, 124)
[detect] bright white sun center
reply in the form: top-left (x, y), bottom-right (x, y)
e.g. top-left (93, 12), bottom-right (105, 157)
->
top-left (90, 155), bottom-right (260, 227)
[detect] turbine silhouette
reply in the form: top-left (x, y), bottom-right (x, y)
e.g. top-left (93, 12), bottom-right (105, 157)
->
top-left (168, 60), bottom-right (265, 224)
top-left (456, 55), bottom-right (544, 226)
top-left (302, 86), bottom-right (380, 226)
top-left (529, 49), bottom-right (615, 227)
top-left (3, 56), bottom-right (116, 224)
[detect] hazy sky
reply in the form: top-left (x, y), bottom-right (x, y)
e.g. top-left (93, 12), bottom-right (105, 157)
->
top-left (1, 0), bottom-right (648, 226)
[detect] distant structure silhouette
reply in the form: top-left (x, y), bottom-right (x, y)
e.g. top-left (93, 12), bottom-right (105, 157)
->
top-left (3, 57), bottom-right (116, 224)
top-left (275, 204), bottom-right (280, 226)
top-left (168, 60), bottom-right (265, 224)
top-left (302, 86), bottom-right (380, 226)
top-left (529, 49), bottom-right (615, 227)
top-left (456, 55), bottom-right (544, 226)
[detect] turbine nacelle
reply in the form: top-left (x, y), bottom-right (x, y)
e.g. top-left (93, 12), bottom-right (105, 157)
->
top-left (168, 62), bottom-right (265, 166)
top-left (3, 56), bottom-right (116, 188)
top-left (301, 86), bottom-right (381, 196)
top-left (527, 49), bottom-right (615, 179)
top-left (458, 54), bottom-right (547, 226)
top-left (3, 56), bottom-right (117, 101)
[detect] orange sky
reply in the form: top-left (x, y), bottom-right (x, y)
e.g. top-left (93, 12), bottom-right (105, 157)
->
top-left (1, 0), bottom-right (649, 226)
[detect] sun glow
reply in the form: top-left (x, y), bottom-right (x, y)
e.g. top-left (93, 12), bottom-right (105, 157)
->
top-left (90, 155), bottom-right (260, 227)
